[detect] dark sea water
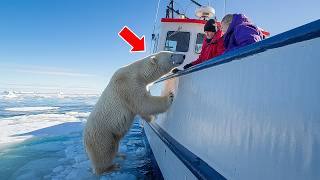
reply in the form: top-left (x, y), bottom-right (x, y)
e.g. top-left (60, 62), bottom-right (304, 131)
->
top-left (0, 94), bottom-right (163, 180)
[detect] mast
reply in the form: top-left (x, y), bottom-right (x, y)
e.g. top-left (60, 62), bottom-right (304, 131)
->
top-left (224, 0), bottom-right (226, 15)
top-left (166, 0), bottom-right (187, 19)
top-left (170, 0), bottom-right (174, 18)
top-left (166, 0), bottom-right (174, 18)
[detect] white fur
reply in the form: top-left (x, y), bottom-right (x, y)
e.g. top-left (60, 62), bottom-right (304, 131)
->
top-left (83, 51), bottom-right (180, 174)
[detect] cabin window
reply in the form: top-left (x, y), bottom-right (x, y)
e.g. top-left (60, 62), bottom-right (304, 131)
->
top-left (195, 33), bottom-right (205, 54)
top-left (164, 31), bottom-right (190, 52)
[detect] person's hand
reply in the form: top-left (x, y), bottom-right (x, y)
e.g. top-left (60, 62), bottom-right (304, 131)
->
top-left (183, 63), bottom-right (193, 69)
top-left (171, 68), bottom-right (181, 74)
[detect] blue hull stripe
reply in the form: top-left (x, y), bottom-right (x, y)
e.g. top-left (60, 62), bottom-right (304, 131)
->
top-left (147, 122), bottom-right (227, 180)
top-left (157, 19), bottom-right (320, 83)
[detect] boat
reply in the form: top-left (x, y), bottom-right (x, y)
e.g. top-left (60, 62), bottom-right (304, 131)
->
top-left (143, 0), bottom-right (320, 179)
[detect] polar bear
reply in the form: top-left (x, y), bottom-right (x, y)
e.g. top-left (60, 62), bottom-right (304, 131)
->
top-left (83, 51), bottom-right (185, 174)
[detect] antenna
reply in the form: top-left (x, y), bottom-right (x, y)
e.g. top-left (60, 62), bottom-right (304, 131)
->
top-left (224, 0), bottom-right (226, 15)
top-left (190, 0), bottom-right (202, 7)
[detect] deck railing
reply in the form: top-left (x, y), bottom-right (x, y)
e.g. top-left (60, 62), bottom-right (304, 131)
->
top-left (156, 19), bottom-right (320, 83)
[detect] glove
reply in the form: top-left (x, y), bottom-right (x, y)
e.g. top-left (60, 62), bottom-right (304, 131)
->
top-left (183, 63), bottom-right (193, 69)
top-left (171, 68), bottom-right (181, 74)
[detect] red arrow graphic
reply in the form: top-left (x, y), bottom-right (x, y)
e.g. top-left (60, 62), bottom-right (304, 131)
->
top-left (118, 26), bottom-right (145, 53)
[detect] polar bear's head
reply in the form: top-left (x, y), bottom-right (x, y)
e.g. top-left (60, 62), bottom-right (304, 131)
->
top-left (143, 51), bottom-right (185, 83)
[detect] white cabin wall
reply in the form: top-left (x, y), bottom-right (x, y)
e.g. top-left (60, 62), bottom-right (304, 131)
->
top-left (158, 22), bottom-right (204, 68)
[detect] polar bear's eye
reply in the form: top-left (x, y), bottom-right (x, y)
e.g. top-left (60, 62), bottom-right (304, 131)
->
top-left (150, 56), bottom-right (157, 64)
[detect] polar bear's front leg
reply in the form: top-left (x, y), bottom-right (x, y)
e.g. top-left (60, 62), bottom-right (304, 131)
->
top-left (138, 92), bottom-right (174, 115)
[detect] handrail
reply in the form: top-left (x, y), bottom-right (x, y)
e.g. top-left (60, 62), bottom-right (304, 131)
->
top-left (156, 19), bottom-right (320, 83)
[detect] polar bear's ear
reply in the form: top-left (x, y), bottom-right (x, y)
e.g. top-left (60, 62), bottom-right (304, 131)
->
top-left (150, 56), bottom-right (158, 65)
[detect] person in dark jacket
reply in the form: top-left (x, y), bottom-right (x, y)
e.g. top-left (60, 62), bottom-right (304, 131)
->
top-left (221, 14), bottom-right (263, 52)
top-left (172, 19), bottom-right (225, 73)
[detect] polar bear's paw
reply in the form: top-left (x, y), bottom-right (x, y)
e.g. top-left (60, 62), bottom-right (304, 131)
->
top-left (96, 163), bottom-right (120, 175)
top-left (168, 92), bottom-right (174, 105)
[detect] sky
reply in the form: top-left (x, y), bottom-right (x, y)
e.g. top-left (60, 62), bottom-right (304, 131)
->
top-left (0, 0), bottom-right (319, 94)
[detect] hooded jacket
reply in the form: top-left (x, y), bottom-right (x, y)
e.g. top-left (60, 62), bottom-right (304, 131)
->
top-left (224, 14), bottom-right (263, 52)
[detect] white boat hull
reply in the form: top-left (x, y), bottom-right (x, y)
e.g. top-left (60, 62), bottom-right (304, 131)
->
top-left (145, 20), bottom-right (320, 180)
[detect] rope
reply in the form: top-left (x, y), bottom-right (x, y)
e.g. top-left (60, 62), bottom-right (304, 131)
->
top-left (150, 0), bottom-right (161, 54)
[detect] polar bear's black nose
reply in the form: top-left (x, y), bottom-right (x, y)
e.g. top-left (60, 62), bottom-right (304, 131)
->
top-left (171, 54), bottom-right (185, 65)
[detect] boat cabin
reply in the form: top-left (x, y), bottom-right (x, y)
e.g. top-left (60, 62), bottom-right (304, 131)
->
top-left (151, 6), bottom-right (216, 68)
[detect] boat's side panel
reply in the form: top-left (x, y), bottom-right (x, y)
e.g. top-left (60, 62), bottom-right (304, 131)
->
top-left (149, 37), bottom-right (320, 180)
top-left (144, 122), bottom-right (197, 180)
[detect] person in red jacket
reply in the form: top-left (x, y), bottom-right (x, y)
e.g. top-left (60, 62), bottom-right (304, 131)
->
top-left (183, 19), bottom-right (225, 69)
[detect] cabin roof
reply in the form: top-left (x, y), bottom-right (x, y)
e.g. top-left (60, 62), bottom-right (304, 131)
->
top-left (161, 18), bottom-right (206, 24)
